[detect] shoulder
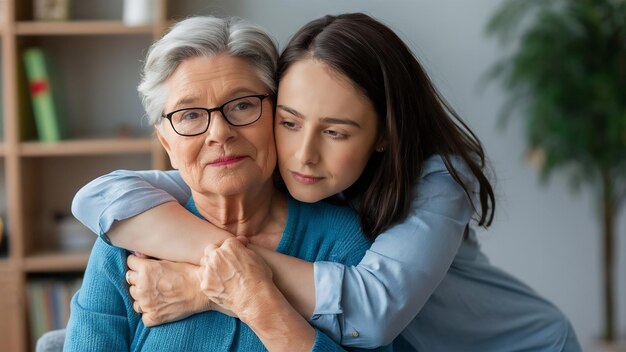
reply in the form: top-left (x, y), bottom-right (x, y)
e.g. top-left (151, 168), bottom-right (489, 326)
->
top-left (297, 200), bottom-right (362, 234)
top-left (407, 155), bottom-right (478, 223)
top-left (291, 199), bottom-right (371, 265)
top-left (421, 155), bottom-right (474, 182)
top-left (86, 238), bottom-right (130, 278)
top-left (74, 238), bottom-right (132, 309)
top-left (418, 155), bottom-right (478, 199)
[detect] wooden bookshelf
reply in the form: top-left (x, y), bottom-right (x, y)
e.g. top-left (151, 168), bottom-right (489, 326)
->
top-left (16, 21), bottom-right (154, 36)
top-left (19, 137), bottom-right (154, 156)
top-left (23, 251), bottom-right (90, 272)
top-left (0, 258), bottom-right (13, 270)
top-left (0, 1), bottom-right (170, 350)
top-left (0, 0), bottom-right (5, 35)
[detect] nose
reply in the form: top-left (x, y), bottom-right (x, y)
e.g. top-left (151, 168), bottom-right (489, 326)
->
top-left (204, 111), bottom-right (236, 146)
top-left (295, 132), bottom-right (319, 166)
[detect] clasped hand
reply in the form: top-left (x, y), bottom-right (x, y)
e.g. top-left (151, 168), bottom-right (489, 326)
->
top-left (125, 237), bottom-right (272, 327)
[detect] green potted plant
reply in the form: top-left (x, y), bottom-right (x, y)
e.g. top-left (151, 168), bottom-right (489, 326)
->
top-left (485, 0), bottom-right (625, 345)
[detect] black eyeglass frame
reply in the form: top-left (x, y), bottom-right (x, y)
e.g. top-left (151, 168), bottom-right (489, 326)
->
top-left (161, 94), bottom-right (270, 137)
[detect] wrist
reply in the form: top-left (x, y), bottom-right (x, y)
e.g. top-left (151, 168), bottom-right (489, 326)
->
top-left (238, 281), bottom-right (283, 325)
top-left (241, 282), bottom-right (316, 351)
top-left (189, 265), bottom-right (213, 312)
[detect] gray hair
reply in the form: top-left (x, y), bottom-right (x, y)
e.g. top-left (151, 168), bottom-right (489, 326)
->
top-left (138, 16), bottom-right (279, 124)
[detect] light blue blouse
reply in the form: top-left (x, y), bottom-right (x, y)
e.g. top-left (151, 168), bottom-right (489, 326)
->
top-left (72, 156), bottom-right (581, 351)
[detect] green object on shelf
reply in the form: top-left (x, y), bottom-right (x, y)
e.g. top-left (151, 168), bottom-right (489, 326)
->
top-left (23, 48), bottom-right (62, 143)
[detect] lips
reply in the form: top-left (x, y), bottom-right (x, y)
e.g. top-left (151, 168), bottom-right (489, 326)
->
top-left (291, 171), bottom-right (324, 185)
top-left (208, 155), bottom-right (246, 166)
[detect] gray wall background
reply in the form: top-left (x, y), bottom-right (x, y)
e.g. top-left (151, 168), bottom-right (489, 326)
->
top-left (90, 0), bottom-right (625, 349)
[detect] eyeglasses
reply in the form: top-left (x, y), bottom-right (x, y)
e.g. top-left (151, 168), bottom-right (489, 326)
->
top-left (161, 94), bottom-right (270, 137)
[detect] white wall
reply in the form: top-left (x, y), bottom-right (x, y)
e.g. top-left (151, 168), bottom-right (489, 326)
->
top-left (171, 0), bottom-right (625, 349)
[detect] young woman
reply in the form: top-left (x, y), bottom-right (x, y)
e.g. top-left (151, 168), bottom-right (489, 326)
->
top-left (73, 13), bottom-right (581, 351)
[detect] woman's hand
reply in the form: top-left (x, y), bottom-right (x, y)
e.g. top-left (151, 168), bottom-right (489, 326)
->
top-left (201, 238), bottom-right (316, 351)
top-left (200, 237), bottom-right (275, 322)
top-left (125, 254), bottom-right (214, 326)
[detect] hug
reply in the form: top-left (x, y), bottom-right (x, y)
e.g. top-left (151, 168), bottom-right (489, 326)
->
top-left (58, 13), bottom-right (580, 352)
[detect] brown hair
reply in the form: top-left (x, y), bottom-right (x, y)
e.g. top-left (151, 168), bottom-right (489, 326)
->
top-left (278, 13), bottom-right (495, 239)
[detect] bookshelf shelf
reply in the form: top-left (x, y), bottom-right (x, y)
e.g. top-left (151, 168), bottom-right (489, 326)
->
top-left (0, 259), bottom-right (13, 271)
top-left (23, 251), bottom-right (90, 272)
top-left (19, 137), bottom-right (155, 156)
top-left (16, 21), bottom-right (154, 36)
top-left (15, 21), bottom-right (154, 35)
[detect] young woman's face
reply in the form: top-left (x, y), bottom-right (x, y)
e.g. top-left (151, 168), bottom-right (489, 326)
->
top-left (275, 58), bottom-right (379, 202)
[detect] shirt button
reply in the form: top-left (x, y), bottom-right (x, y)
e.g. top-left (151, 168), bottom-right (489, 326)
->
top-left (351, 330), bottom-right (359, 338)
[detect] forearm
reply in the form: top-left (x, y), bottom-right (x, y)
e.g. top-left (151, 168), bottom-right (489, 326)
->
top-left (241, 282), bottom-right (316, 352)
top-left (109, 202), bottom-right (233, 264)
top-left (73, 169), bottom-right (317, 316)
top-left (108, 205), bottom-right (316, 317)
top-left (249, 245), bottom-right (316, 318)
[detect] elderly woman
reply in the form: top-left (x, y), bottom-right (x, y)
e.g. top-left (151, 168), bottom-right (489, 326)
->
top-left (63, 16), bottom-right (383, 352)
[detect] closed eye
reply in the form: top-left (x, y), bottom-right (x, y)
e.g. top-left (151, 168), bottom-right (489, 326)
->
top-left (323, 129), bottom-right (348, 140)
top-left (279, 120), bottom-right (299, 130)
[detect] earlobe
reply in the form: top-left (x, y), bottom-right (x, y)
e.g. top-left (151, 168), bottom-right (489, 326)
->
top-left (375, 138), bottom-right (387, 153)
top-left (155, 126), bottom-right (178, 169)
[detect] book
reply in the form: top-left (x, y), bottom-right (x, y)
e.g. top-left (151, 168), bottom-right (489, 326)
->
top-left (23, 48), bottom-right (62, 142)
top-left (27, 277), bottom-right (82, 345)
top-left (27, 281), bottom-right (47, 346)
top-left (42, 281), bottom-right (55, 330)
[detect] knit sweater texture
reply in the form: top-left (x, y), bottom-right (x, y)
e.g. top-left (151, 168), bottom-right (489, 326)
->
top-left (64, 196), bottom-right (387, 352)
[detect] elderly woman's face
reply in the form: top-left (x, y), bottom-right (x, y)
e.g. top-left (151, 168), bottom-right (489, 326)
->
top-left (157, 54), bottom-right (276, 197)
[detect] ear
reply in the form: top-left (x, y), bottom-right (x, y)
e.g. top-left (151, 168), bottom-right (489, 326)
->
top-left (155, 125), bottom-right (179, 169)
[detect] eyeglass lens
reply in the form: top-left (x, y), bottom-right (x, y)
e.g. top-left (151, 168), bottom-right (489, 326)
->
top-left (170, 95), bottom-right (264, 136)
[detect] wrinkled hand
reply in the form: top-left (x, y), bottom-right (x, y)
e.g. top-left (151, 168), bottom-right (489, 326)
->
top-left (200, 237), bottom-right (273, 322)
top-left (126, 254), bottom-right (212, 327)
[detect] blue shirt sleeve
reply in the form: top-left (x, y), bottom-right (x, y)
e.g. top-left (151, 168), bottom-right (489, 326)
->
top-left (312, 156), bottom-right (476, 347)
top-left (71, 169), bottom-right (191, 242)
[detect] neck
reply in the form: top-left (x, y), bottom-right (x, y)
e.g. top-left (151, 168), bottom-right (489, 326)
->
top-left (191, 181), bottom-right (286, 238)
